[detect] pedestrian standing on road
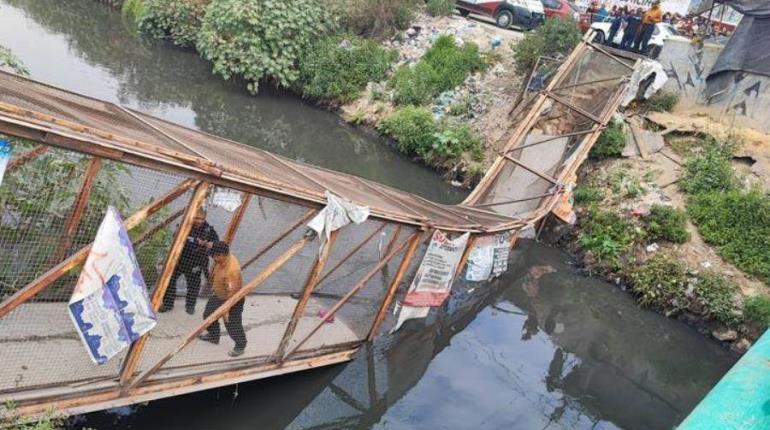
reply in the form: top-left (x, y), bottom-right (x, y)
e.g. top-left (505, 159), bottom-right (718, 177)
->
top-left (160, 208), bottom-right (219, 314)
top-left (620, 8), bottom-right (642, 51)
top-left (198, 241), bottom-right (247, 357)
top-left (635, 0), bottom-right (663, 55)
top-left (596, 3), bottom-right (609, 22)
top-left (607, 7), bottom-right (627, 47)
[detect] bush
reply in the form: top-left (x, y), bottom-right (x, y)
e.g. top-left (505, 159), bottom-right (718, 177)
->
top-left (391, 35), bottom-right (486, 105)
top-left (643, 92), bottom-right (679, 112)
top-left (687, 190), bottom-right (770, 283)
top-left (196, 0), bottom-right (336, 94)
top-left (745, 296), bottom-right (770, 329)
top-left (330, 0), bottom-right (416, 37)
top-left (138, 0), bottom-right (210, 47)
top-left (0, 45), bottom-right (29, 76)
top-left (578, 207), bottom-right (639, 264)
top-left (694, 272), bottom-right (739, 324)
top-left (427, 0), bottom-right (456, 17)
top-left (378, 106), bottom-right (438, 159)
top-left (645, 204), bottom-right (690, 244)
top-left (512, 17), bottom-right (581, 72)
top-left (298, 35), bottom-right (396, 104)
top-left (573, 185), bottom-right (605, 206)
top-left (589, 119), bottom-right (625, 159)
top-left (378, 107), bottom-right (484, 163)
top-left (680, 139), bottom-right (737, 194)
top-left (630, 254), bottom-right (688, 311)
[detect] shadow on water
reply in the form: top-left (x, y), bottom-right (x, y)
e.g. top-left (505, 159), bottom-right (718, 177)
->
top-left (0, 0), bottom-right (467, 204)
top-left (75, 241), bottom-right (736, 430)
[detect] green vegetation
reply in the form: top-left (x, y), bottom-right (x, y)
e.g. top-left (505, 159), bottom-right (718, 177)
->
top-left (679, 139), bottom-right (737, 194)
top-left (577, 207), bottom-right (639, 265)
top-left (0, 45), bottom-right (29, 76)
top-left (2, 402), bottom-right (66, 430)
top-left (137, 0), bottom-right (209, 47)
top-left (196, 0), bottom-right (336, 94)
top-left (448, 96), bottom-right (473, 117)
top-left (330, 0), bottom-right (416, 37)
top-left (695, 272), bottom-right (740, 324)
top-left (630, 253), bottom-right (688, 311)
top-left (642, 91), bottom-right (679, 113)
top-left (589, 119), bottom-right (626, 159)
top-left (573, 185), bottom-right (605, 206)
top-left (644, 205), bottom-right (690, 244)
top-left (391, 35), bottom-right (486, 105)
top-left (378, 106), bottom-right (483, 163)
top-left (512, 17), bottom-right (581, 72)
top-left (427, 0), bottom-right (456, 17)
top-left (298, 35), bottom-right (395, 104)
top-left (745, 296), bottom-right (770, 329)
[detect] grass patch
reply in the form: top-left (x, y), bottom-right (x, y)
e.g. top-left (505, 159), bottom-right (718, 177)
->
top-left (391, 35), bottom-right (486, 105)
top-left (630, 253), bottom-right (688, 311)
top-left (298, 35), bottom-right (396, 104)
top-left (694, 272), bottom-right (740, 324)
top-left (512, 17), bottom-right (581, 72)
top-left (573, 185), bottom-right (605, 206)
top-left (745, 296), bottom-right (770, 330)
top-left (642, 92), bottom-right (679, 113)
top-left (589, 119), bottom-right (625, 159)
top-left (427, 0), bottom-right (456, 17)
top-left (578, 207), bottom-right (640, 265)
top-left (644, 204), bottom-right (690, 244)
top-left (680, 138), bottom-right (737, 194)
top-left (378, 106), bottom-right (483, 163)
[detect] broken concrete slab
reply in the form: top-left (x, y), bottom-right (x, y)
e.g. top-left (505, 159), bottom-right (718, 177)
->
top-left (623, 118), bottom-right (665, 158)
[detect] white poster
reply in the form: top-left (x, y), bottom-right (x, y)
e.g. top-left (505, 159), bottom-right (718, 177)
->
top-left (466, 231), bottom-right (513, 282)
top-left (403, 230), bottom-right (469, 307)
top-left (308, 191), bottom-right (370, 252)
top-left (68, 207), bottom-right (157, 364)
top-left (211, 187), bottom-right (243, 212)
top-left (0, 139), bottom-right (10, 187)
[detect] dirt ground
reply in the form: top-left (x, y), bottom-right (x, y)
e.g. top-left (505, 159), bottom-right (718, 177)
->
top-left (340, 13), bottom-right (525, 178)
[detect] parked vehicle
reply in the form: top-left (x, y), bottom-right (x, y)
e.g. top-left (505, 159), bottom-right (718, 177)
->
top-left (541, 0), bottom-right (582, 22)
top-left (456, 0), bottom-right (545, 30)
top-left (590, 21), bottom-right (684, 59)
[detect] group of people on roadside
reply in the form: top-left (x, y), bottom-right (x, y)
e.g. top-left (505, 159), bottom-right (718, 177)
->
top-left (158, 209), bottom-right (247, 358)
top-left (590, 0), bottom-right (664, 56)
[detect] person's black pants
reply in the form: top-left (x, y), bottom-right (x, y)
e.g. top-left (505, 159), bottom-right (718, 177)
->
top-left (203, 296), bottom-right (247, 350)
top-left (635, 24), bottom-right (655, 54)
top-left (162, 264), bottom-right (203, 311)
top-left (620, 30), bottom-right (636, 50)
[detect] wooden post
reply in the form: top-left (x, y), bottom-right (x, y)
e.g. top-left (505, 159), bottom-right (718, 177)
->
top-left (284, 233), bottom-right (415, 359)
top-left (0, 179), bottom-right (199, 320)
top-left (6, 145), bottom-right (48, 173)
top-left (316, 223), bottom-right (386, 286)
top-left (53, 157), bottom-right (102, 262)
top-left (119, 182), bottom-right (210, 388)
top-left (274, 230), bottom-right (339, 363)
top-left (127, 234), bottom-right (314, 390)
top-left (367, 231), bottom-right (422, 341)
top-left (241, 209), bottom-right (317, 270)
top-left (223, 194), bottom-right (252, 244)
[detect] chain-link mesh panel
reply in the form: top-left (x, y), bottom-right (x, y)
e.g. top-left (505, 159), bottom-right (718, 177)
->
top-left (0, 139), bottom-right (191, 395)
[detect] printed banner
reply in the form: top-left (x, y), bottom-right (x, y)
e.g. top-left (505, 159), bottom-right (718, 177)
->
top-left (466, 231), bottom-right (513, 282)
top-left (211, 187), bottom-right (243, 212)
top-left (402, 230), bottom-right (469, 307)
top-left (68, 207), bottom-right (157, 364)
top-left (0, 139), bottom-right (10, 187)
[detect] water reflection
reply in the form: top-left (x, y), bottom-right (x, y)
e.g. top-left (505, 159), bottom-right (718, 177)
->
top-left (77, 241), bottom-right (734, 430)
top-left (0, 0), bottom-right (467, 204)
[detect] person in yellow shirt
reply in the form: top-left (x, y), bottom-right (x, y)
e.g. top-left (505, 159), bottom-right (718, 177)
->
top-left (634, 0), bottom-right (663, 55)
top-left (198, 241), bottom-right (247, 357)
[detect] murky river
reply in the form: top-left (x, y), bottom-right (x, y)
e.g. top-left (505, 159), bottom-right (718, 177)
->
top-left (0, 1), bottom-right (737, 429)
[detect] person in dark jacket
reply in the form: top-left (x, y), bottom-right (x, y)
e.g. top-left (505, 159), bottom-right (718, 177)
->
top-left (607, 7), bottom-right (627, 46)
top-left (160, 208), bottom-right (219, 314)
top-left (620, 8), bottom-right (643, 51)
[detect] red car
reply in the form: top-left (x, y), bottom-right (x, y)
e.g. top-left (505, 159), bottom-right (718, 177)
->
top-left (456, 0), bottom-right (546, 30)
top-left (541, 0), bottom-right (582, 21)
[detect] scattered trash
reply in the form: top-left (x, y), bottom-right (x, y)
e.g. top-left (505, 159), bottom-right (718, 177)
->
top-left (646, 243), bottom-right (659, 253)
top-left (701, 261), bottom-right (713, 269)
top-left (317, 308), bottom-right (335, 323)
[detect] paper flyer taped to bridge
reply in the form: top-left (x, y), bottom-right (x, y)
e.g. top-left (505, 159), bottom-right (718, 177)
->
top-left (466, 232), bottom-right (512, 282)
top-left (68, 207), bottom-right (157, 365)
top-left (402, 230), bottom-right (469, 307)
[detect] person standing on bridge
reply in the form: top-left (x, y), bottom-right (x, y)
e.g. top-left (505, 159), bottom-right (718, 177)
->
top-left (635, 0), bottom-right (663, 55)
top-left (160, 208), bottom-right (219, 314)
top-left (198, 241), bottom-right (247, 357)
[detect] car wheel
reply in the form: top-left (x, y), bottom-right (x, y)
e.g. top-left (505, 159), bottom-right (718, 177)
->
top-left (593, 31), bottom-right (605, 44)
top-left (649, 45), bottom-right (662, 59)
top-left (459, 9), bottom-right (470, 17)
top-left (495, 10), bottom-right (513, 28)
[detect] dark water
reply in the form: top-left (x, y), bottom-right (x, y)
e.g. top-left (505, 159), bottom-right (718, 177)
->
top-left (0, 1), bottom-right (737, 429)
top-left (0, 0), bottom-right (467, 204)
top-left (71, 241), bottom-right (735, 430)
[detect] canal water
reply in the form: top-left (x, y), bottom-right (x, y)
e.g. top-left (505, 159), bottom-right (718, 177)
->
top-left (0, 1), bottom-right (737, 429)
